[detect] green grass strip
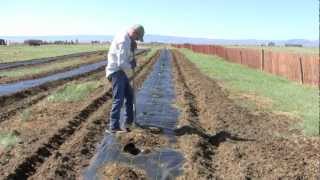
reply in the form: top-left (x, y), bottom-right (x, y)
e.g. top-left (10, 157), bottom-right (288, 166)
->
top-left (178, 48), bottom-right (319, 136)
top-left (144, 48), bottom-right (158, 60)
top-left (0, 132), bottom-right (19, 149)
top-left (47, 81), bottom-right (102, 102)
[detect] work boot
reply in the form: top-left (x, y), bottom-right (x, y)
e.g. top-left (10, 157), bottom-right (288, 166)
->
top-left (122, 124), bottom-right (132, 132)
top-left (105, 128), bottom-right (126, 134)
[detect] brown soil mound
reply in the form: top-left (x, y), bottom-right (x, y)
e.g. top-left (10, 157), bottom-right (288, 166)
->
top-left (116, 129), bottom-right (168, 152)
top-left (99, 163), bottom-right (147, 180)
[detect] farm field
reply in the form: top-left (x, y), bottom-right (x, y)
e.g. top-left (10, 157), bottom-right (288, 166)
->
top-left (0, 47), bottom-right (318, 179)
top-left (0, 44), bottom-right (108, 63)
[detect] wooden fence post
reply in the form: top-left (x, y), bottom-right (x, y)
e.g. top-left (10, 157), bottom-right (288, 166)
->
top-left (240, 51), bottom-right (243, 64)
top-left (299, 57), bottom-right (304, 84)
top-left (225, 50), bottom-right (228, 60)
top-left (261, 49), bottom-right (265, 71)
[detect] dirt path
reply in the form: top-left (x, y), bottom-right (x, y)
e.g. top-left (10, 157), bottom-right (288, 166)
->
top-left (0, 51), bottom-right (160, 180)
top-left (171, 50), bottom-right (320, 179)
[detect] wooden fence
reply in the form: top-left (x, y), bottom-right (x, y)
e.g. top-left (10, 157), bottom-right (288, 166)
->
top-left (173, 44), bottom-right (319, 86)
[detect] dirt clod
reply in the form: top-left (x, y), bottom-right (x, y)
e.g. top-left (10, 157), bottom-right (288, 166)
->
top-left (100, 163), bottom-right (147, 180)
top-left (116, 129), bottom-right (168, 150)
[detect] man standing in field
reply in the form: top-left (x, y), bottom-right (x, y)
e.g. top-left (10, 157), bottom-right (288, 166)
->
top-left (105, 24), bottom-right (145, 133)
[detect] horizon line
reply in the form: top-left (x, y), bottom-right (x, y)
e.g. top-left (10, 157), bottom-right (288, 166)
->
top-left (0, 34), bottom-right (318, 42)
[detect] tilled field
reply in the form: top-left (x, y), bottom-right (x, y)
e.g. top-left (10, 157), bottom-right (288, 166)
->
top-left (0, 49), bottom-right (319, 180)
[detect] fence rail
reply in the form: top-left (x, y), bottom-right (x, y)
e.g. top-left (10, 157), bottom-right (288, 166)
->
top-left (172, 44), bottom-right (319, 86)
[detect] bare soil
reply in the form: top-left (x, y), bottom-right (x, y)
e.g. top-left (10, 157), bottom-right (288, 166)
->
top-left (116, 128), bottom-right (169, 151)
top-left (98, 163), bottom-right (147, 180)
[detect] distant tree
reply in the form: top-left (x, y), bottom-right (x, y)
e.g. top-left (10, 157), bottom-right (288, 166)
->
top-left (24, 39), bottom-right (43, 46)
top-left (42, 41), bottom-right (50, 45)
top-left (54, 40), bottom-right (64, 44)
top-left (91, 40), bottom-right (100, 44)
top-left (0, 39), bottom-right (6, 45)
top-left (285, 43), bottom-right (303, 47)
top-left (268, 42), bottom-right (275, 46)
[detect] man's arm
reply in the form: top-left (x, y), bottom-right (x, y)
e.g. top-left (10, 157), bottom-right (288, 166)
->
top-left (130, 40), bottom-right (137, 68)
top-left (116, 42), bottom-right (132, 70)
top-left (131, 40), bottom-right (137, 52)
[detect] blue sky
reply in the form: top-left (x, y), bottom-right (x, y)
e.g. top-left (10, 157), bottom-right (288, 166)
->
top-left (1, 0), bottom-right (318, 40)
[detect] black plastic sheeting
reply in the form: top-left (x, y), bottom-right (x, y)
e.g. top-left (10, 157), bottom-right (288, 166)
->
top-left (83, 49), bottom-right (184, 180)
top-left (84, 135), bottom-right (184, 180)
top-left (0, 61), bottom-right (107, 96)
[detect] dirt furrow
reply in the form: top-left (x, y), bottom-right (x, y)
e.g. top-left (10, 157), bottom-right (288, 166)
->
top-left (172, 50), bottom-right (216, 179)
top-left (5, 88), bottom-right (112, 180)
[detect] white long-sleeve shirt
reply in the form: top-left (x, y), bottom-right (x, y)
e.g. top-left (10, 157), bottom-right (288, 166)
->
top-left (106, 31), bottom-right (133, 77)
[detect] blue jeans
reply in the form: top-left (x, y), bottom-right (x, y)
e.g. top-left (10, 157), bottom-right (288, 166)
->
top-left (109, 70), bottom-right (134, 130)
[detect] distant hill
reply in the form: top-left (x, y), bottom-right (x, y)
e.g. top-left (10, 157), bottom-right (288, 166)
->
top-left (0, 35), bottom-right (318, 47)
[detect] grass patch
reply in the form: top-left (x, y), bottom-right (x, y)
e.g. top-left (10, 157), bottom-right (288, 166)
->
top-left (0, 132), bottom-right (19, 149)
top-left (144, 48), bottom-right (158, 60)
top-left (178, 48), bottom-right (319, 136)
top-left (48, 81), bottom-right (102, 102)
top-left (0, 53), bottom-right (104, 78)
top-left (0, 44), bottom-right (108, 63)
top-left (20, 109), bottom-right (32, 122)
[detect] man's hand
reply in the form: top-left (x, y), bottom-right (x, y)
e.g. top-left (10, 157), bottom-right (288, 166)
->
top-left (131, 41), bottom-right (137, 52)
top-left (130, 58), bottom-right (136, 69)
